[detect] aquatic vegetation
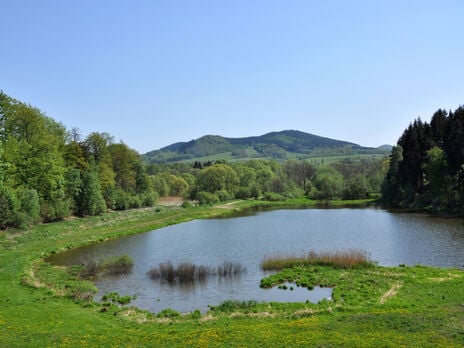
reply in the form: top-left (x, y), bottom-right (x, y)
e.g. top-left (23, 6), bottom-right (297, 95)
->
top-left (148, 261), bottom-right (246, 283)
top-left (261, 249), bottom-right (373, 271)
top-left (100, 255), bottom-right (134, 275)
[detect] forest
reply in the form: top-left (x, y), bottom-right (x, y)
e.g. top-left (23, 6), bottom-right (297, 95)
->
top-left (0, 91), bottom-right (385, 229)
top-left (382, 105), bottom-right (464, 211)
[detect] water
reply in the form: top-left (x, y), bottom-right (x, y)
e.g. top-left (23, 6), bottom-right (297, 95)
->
top-left (46, 207), bottom-right (464, 313)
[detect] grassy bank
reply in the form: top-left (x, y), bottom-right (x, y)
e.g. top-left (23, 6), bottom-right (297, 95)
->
top-left (1, 198), bottom-right (463, 346)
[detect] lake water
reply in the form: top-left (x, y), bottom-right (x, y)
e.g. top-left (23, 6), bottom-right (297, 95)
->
top-left (46, 207), bottom-right (464, 313)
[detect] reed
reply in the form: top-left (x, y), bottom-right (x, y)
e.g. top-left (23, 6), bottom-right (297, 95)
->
top-left (216, 261), bottom-right (247, 277)
top-left (100, 255), bottom-right (134, 275)
top-left (79, 258), bottom-right (99, 278)
top-left (261, 249), bottom-right (372, 271)
top-left (148, 261), bottom-right (246, 283)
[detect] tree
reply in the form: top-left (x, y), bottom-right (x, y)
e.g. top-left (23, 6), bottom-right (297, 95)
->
top-left (195, 164), bottom-right (238, 195)
top-left (381, 145), bottom-right (403, 204)
top-left (76, 169), bottom-right (107, 216)
top-left (423, 146), bottom-right (450, 204)
top-left (311, 167), bottom-right (343, 200)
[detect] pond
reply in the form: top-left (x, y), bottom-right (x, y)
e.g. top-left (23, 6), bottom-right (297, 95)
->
top-left (46, 207), bottom-right (464, 313)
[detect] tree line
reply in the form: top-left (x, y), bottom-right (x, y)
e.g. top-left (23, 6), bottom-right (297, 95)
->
top-left (382, 105), bottom-right (464, 210)
top-left (0, 91), bottom-right (386, 229)
top-left (0, 92), bottom-right (156, 228)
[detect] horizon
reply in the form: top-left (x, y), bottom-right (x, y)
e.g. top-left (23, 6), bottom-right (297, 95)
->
top-left (2, 1), bottom-right (464, 153)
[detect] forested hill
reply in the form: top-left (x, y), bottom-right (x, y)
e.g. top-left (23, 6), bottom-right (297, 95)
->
top-left (143, 130), bottom-right (388, 163)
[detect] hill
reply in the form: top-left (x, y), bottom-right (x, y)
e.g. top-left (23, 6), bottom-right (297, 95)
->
top-left (143, 130), bottom-right (389, 163)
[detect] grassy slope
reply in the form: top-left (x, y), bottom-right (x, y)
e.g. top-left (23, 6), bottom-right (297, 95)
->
top-left (0, 200), bottom-right (463, 347)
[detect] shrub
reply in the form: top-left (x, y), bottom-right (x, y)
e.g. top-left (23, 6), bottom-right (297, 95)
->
top-left (235, 187), bottom-right (251, 199)
top-left (140, 191), bottom-right (159, 207)
top-left (216, 189), bottom-right (232, 202)
top-left (262, 191), bottom-right (285, 201)
top-left (114, 189), bottom-right (129, 210)
top-left (196, 191), bottom-right (220, 205)
top-left (181, 201), bottom-right (193, 209)
top-left (128, 195), bottom-right (141, 209)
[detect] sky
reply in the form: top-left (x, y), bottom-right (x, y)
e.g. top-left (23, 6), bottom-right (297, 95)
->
top-left (1, 0), bottom-right (464, 154)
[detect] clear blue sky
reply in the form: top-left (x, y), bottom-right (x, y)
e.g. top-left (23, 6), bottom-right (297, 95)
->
top-left (2, 0), bottom-right (463, 153)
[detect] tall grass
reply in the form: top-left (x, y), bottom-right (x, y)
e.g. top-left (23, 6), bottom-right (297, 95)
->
top-left (148, 261), bottom-right (246, 283)
top-left (100, 255), bottom-right (134, 275)
top-left (261, 249), bottom-right (373, 271)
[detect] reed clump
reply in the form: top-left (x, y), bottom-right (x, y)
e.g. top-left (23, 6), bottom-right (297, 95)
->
top-left (100, 255), bottom-right (134, 275)
top-left (216, 261), bottom-right (247, 277)
top-left (261, 249), bottom-right (373, 271)
top-left (148, 261), bottom-right (246, 283)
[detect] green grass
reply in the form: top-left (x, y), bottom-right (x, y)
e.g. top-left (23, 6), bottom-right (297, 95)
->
top-left (0, 199), bottom-right (463, 346)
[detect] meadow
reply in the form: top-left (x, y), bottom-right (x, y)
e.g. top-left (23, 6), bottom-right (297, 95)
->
top-left (1, 199), bottom-right (463, 347)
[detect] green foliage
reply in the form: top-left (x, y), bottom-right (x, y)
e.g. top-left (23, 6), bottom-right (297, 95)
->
top-left (181, 200), bottom-right (193, 208)
top-left (76, 169), bottom-right (107, 216)
top-left (343, 175), bottom-right (370, 199)
top-left (0, 184), bottom-right (19, 228)
top-left (310, 166), bottom-right (344, 200)
top-left (139, 190), bottom-right (159, 207)
top-left (143, 130), bottom-right (388, 163)
top-left (157, 308), bottom-right (181, 318)
top-left (196, 191), bottom-right (220, 205)
top-left (262, 191), bottom-right (285, 201)
top-left (113, 189), bottom-right (130, 210)
top-left (383, 106), bottom-right (464, 211)
top-left (210, 300), bottom-right (258, 312)
top-left (102, 292), bottom-right (134, 305)
top-left (16, 188), bottom-right (41, 226)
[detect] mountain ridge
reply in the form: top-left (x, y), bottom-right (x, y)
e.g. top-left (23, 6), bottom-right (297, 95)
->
top-left (143, 130), bottom-right (390, 163)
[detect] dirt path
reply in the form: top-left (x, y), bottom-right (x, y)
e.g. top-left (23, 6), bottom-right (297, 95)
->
top-left (379, 281), bottom-right (403, 304)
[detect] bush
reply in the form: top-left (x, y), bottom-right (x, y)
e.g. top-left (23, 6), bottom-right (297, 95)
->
top-left (128, 195), bottom-right (141, 209)
top-left (235, 187), bottom-right (251, 199)
top-left (114, 190), bottom-right (129, 210)
top-left (216, 189), bottom-right (232, 202)
top-left (181, 201), bottom-right (193, 209)
top-left (140, 191), bottom-right (159, 207)
top-left (262, 191), bottom-right (285, 201)
top-left (196, 191), bottom-right (220, 205)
